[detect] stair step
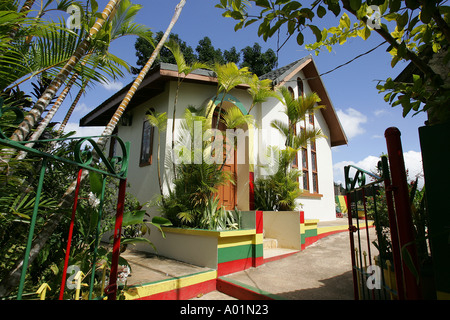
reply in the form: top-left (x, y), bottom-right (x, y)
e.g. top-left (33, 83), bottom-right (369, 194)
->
top-left (263, 238), bottom-right (278, 249)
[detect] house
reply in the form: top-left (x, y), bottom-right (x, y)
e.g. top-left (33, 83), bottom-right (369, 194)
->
top-left (80, 55), bottom-right (347, 222)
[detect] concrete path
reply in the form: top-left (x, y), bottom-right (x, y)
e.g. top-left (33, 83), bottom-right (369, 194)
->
top-left (122, 219), bottom-right (377, 300)
top-left (208, 226), bottom-right (377, 300)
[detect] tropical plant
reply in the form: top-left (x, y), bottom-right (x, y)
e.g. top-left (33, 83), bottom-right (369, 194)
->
top-left (5, 0), bottom-right (122, 156)
top-left (246, 73), bottom-right (279, 114)
top-left (254, 87), bottom-right (326, 211)
top-left (15, 0), bottom-right (153, 161)
top-left (153, 106), bottom-right (230, 229)
top-left (198, 196), bottom-right (241, 230)
top-left (145, 110), bottom-right (168, 199)
top-left (165, 39), bottom-right (209, 177)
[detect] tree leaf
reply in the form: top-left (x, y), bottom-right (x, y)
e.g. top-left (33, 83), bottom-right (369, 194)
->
top-left (255, 0), bottom-right (271, 8)
top-left (122, 210), bottom-right (146, 226)
top-left (317, 5), bottom-right (326, 18)
top-left (296, 32), bottom-right (304, 45)
top-left (357, 25), bottom-right (371, 40)
top-left (397, 11), bottom-right (409, 31)
top-left (350, 0), bottom-right (362, 11)
top-left (89, 171), bottom-right (103, 197)
top-left (308, 24), bottom-right (322, 42)
top-left (389, 0), bottom-right (401, 13)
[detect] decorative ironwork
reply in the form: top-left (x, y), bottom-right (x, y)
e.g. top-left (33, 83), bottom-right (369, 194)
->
top-left (0, 97), bottom-right (130, 300)
top-left (0, 97), bottom-right (129, 179)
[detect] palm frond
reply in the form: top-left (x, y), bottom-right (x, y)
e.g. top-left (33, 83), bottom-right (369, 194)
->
top-left (213, 62), bottom-right (250, 93)
top-left (146, 110), bottom-right (167, 132)
top-left (222, 105), bottom-right (255, 129)
top-left (292, 128), bottom-right (326, 149)
top-left (246, 74), bottom-right (278, 106)
top-left (270, 119), bottom-right (290, 137)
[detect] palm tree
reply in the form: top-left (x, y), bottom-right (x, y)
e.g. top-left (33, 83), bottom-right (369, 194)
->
top-left (165, 39), bottom-right (209, 178)
top-left (16, 0), bottom-right (153, 159)
top-left (271, 86), bottom-right (325, 151)
top-left (7, 0), bottom-right (121, 146)
top-left (246, 74), bottom-right (278, 115)
top-left (256, 87), bottom-right (326, 211)
top-left (208, 62), bottom-right (251, 128)
top-left (146, 110), bottom-right (167, 199)
top-left (56, 79), bottom-right (88, 135)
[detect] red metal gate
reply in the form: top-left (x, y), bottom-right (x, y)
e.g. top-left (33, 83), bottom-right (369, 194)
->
top-left (345, 127), bottom-right (422, 300)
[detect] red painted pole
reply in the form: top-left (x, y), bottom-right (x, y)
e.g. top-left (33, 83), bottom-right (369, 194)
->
top-left (59, 169), bottom-right (83, 300)
top-left (385, 127), bottom-right (421, 300)
top-left (381, 156), bottom-right (406, 300)
top-left (106, 178), bottom-right (127, 300)
top-left (249, 172), bottom-right (255, 210)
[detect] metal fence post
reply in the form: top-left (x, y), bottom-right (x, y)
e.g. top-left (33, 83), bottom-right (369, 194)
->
top-left (385, 127), bottom-right (422, 300)
top-left (17, 158), bottom-right (48, 300)
top-left (106, 178), bottom-right (127, 300)
top-left (380, 156), bottom-right (405, 300)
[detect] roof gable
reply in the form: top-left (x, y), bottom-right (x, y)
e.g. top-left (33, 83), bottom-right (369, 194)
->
top-left (261, 56), bottom-right (348, 147)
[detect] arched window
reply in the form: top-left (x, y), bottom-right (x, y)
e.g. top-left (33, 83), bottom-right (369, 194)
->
top-left (297, 77), bottom-right (304, 98)
top-left (288, 86), bottom-right (295, 98)
top-left (139, 108), bottom-right (155, 167)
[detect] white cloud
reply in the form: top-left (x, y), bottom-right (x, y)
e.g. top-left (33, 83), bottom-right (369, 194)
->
top-left (72, 102), bottom-right (91, 115)
top-left (333, 155), bottom-right (380, 186)
top-left (336, 108), bottom-right (367, 139)
top-left (101, 80), bottom-right (124, 91)
top-left (374, 109), bottom-right (388, 117)
top-left (333, 151), bottom-right (424, 188)
top-left (403, 150), bottom-right (424, 184)
top-left (60, 122), bottom-right (105, 137)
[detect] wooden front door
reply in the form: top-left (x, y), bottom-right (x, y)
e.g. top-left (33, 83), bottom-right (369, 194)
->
top-left (214, 110), bottom-right (237, 210)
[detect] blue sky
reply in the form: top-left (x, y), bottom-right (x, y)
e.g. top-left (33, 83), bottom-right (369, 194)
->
top-left (41, 0), bottom-right (426, 185)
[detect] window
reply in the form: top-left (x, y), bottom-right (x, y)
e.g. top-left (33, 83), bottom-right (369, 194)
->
top-left (300, 120), bottom-right (309, 191)
top-left (297, 78), bottom-right (304, 98)
top-left (302, 147), bottom-right (309, 191)
top-left (288, 86), bottom-right (295, 98)
top-left (310, 111), bottom-right (319, 193)
top-left (291, 123), bottom-right (298, 169)
top-left (139, 118), bottom-right (154, 167)
top-left (311, 140), bottom-right (319, 193)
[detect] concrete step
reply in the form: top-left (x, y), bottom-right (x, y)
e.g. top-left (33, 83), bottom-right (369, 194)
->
top-left (263, 238), bottom-right (278, 249)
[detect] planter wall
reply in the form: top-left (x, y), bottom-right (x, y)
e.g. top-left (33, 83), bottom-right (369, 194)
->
top-left (133, 211), bottom-right (264, 277)
top-left (263, 211), bottom-right (302, 250)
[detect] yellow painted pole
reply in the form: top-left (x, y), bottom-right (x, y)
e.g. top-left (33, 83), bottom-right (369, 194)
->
top-left (386, 260), bottom-right (394, 300)
top-left (73, 271), bottom-right (87, 300)
top-left (36, 283), bottom-right (51, 300)
top-left (101, 263), bottom-right (108, 300)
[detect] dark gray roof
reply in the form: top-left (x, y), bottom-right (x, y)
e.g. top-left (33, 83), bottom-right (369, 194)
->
top-left (259, 55), bottom-right (312, 84)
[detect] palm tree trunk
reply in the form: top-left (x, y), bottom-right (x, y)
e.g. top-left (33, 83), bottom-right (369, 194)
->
top-left (97, 0), bottom-right (186, 148)
top-left (7, 0), bottom-right (35, 40)
top-left (171, 78), bottom-right (184, 179)
top-left (7, 0), bottom-right (121, 145)
top-left (57, 80), bottom-right (88, 135)
top-left (15, 70), bottom-right (80, 160)
top-left (0, 0), bottom-right (187, 298)
top-left (156, 131), bottom-right (164, 199)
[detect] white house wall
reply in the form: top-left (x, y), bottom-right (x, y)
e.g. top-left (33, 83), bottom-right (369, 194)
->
top-left (115, 85), bottom-right (170, 213)
top-left (256, 70), bottom-right (337, 221)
